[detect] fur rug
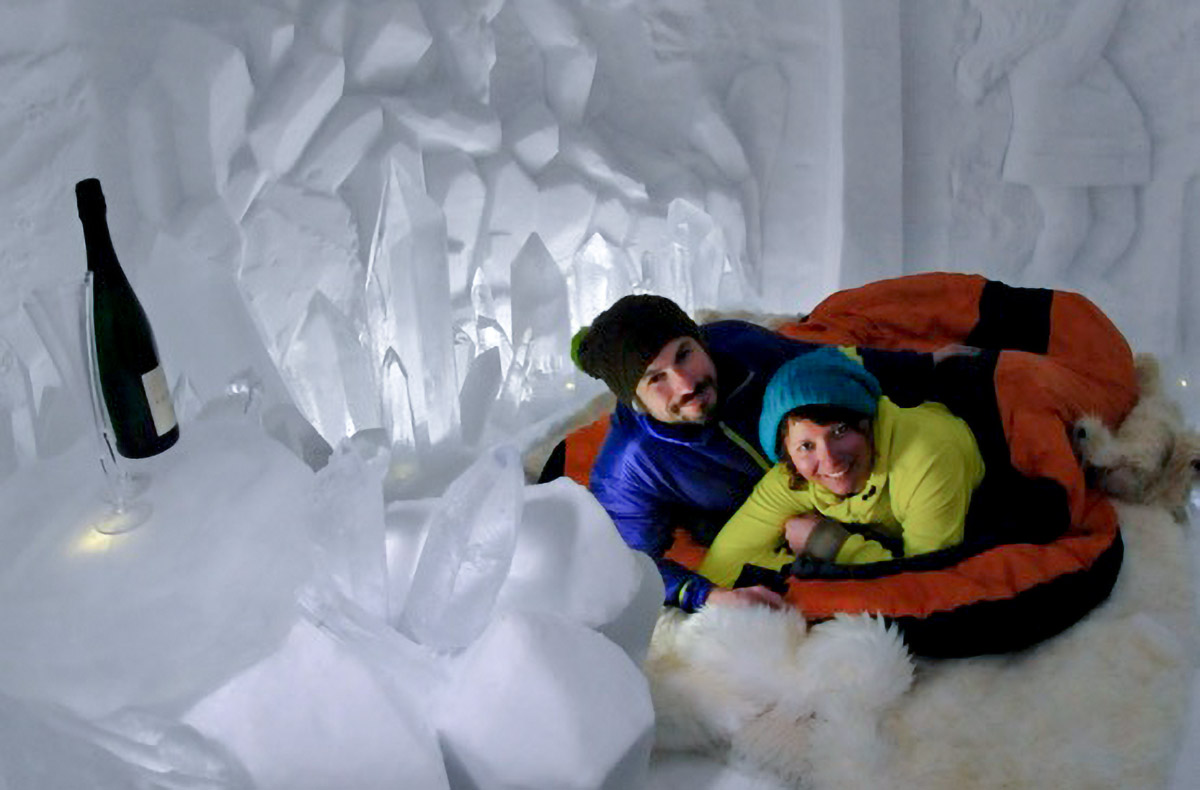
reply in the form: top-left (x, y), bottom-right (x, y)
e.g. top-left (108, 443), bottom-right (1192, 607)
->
top-left (1074, 354), bottom-right (1200, 522)
top-left (645, 500), bottom-right (1198, 790)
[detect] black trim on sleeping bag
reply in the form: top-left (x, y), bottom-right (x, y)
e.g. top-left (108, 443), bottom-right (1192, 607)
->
top-left (895, 531), bottom-right (1124, 657)
top-left (931, 349), bottom-right (1073, 545)
top-left (537, 439), bottom-right (568, 483)
top-left (965, 280), bottom-right (1054, 355)
top-left (733, 529), bottom-right (1123, 658)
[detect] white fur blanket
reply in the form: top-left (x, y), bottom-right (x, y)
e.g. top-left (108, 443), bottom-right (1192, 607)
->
top-left (645, 501), bottom-right (1197, 790)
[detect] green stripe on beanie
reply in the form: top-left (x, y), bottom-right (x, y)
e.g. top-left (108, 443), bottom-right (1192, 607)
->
top-left (570, 326), bottom-right (590, 371)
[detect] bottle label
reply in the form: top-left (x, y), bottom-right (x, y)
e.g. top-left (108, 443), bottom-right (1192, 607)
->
top-left (142, 366), bottom-right (177, 437)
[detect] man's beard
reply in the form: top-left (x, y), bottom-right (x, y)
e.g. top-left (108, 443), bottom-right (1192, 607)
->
top-left (671, 378), bottom-right (717, 422)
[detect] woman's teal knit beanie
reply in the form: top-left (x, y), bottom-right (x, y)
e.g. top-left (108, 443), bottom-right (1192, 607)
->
top-left (758, 347), bottom-right (882, 462)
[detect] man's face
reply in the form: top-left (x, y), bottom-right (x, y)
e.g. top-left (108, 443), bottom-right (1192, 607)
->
top-left (634, 336), bottom-right (718, 424)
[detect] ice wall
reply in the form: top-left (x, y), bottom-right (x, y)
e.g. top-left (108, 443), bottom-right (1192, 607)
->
top-left (2, 0), bottom-right (1198, 475)
top-left (0, 0), bottom-right (1198, 786)
top-left (901, 0), bottom-right (1200, 421)
top-left (3, 0), bottom-right (886, 477)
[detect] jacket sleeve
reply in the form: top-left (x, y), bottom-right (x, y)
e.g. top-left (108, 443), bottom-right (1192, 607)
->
top-left (698, 465), bottom-right (808, 587)
top-left (590, 465), bottom-right (716, 612)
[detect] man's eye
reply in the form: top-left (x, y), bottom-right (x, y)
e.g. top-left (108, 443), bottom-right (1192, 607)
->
top-left (677, 346), bottom-right (691, 362)
top-left (831, 424), bottom-right (848, 437)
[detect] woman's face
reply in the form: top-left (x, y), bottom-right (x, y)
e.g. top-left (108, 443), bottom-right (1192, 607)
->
top-left (783, 417), bottom-right (874, 497)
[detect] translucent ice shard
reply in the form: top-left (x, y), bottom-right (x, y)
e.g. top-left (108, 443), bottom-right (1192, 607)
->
top-left (591, 196), bottom-right (635, 247)
top-left (339, 134), bottom-right (424, 262)
top-left (139, 232), bottom-right (292, 412)
top-left (569, 232), bottom-right (635, 329)
top-left (400, 444), bottom-right (524, 650)
top-left (638, 212), bottom-right (691, 312)
top-left (458, 346), bottom-right (502, 447)
top-left (0, 339), bottom-right (37, 474)
top-left (424, 150), bottom-right (486, 309)
top-left (470, 266), bottom-right (514, 377)
top-left (0, 696), bottom-right (254, 790)
top-left (281, 291), bottom-right (380, 443)
top-left (379, 346), bottom-right (417, 456)
top-left (510, 233), bottom-right (571, 386)
top-left (239, 183), bottom-right (361, 367)
top-left (310, 439), bottom-right (389, 622)
top-left (479, 153), bottom-right (538, 303)
top-left (668, 197), bottom-right (727, 310)
top-left (364, 160), bottom-right (460, 448)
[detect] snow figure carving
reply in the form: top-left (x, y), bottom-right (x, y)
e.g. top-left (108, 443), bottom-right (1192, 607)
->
top-left (958, 0), bottom-right (1150, 284)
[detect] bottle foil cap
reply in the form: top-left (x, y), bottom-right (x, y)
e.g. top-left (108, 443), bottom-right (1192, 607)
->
top-left (75, 178), bottom-right (107, 216)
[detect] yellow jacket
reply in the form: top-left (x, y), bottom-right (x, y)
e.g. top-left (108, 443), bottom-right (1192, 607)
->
top-left (699, 397), bottom-right (985, 587)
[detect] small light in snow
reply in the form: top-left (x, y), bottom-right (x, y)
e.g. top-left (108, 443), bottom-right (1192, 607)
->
top-left (565, 381), bottom-right (576, 391)
top-left (1181, 378), bottom-right (1189, 388)
top-left (73, 523), bottom-right (121, 554)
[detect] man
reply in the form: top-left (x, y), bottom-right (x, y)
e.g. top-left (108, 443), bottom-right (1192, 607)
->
top-left (574, 294), bottom-right (938, 612)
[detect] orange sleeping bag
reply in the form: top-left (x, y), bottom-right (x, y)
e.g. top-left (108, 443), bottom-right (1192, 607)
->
top-left (553, 273), bottom-right (1136, 656)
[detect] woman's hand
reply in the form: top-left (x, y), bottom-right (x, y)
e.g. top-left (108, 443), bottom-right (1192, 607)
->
top-left (706, 585), bottom-right (786, 609)
top-left (784, 513), bottom-right (824, 554)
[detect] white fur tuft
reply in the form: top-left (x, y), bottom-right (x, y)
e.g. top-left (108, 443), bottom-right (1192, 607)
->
top-left (1073, 352), bottom-right (1200, 521)
top-left (646, 606), bottom-right (914, 788)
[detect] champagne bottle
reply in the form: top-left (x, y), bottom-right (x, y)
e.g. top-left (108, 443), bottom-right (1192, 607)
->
top-left (76, 178), bottom-right (179, 458)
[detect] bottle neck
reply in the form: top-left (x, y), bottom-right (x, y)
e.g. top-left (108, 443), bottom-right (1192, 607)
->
top-left (79, 210), bottom-right (118, 274)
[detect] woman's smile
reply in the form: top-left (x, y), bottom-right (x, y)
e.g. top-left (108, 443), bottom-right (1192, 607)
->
top-left (785, 418), bottom-right (874, 497)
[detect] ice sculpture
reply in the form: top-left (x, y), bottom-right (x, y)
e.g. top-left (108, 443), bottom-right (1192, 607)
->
top-left (310, 440), bottom-right (390, 622)
top-left (365, 159), bottom-right (460, 449)
top-left (510, 233), bottom-right (572, 380)
top-left (399, 444), bottom-right (524, 650)
top-left (959, 0), bottom-right (1150, 283)
top-left (436, 610), bottom-right (655, 790)
top-left (282, 291), bottom-right (380, 441)
top-left (0, 416), bottom-right (313, 718)
top-left (0, 339), bottom-right (35, 478)
top-left (184, 617), bottom-right (450, 790)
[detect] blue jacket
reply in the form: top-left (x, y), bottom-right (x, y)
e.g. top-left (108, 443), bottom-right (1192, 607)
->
top-left (588, 321), bottom-right (935, 611)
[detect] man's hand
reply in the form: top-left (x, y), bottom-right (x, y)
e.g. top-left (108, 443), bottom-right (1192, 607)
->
top-left (784, 513), bottom-right (824, 554)
top-left (705, 585), bottom-right (786, 609)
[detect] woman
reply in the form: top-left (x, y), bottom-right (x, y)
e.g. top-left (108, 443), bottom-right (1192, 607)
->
top-left (698, 346), bottom-right (985, 588)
